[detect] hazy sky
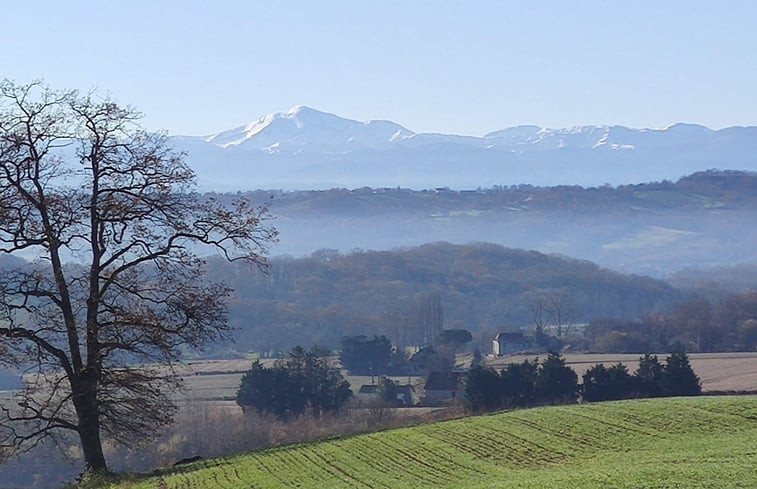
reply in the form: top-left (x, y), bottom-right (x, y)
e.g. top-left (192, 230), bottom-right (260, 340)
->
top-left (3, 1), bottom-right (756, 136)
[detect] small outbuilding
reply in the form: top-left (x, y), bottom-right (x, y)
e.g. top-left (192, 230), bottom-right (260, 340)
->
top-left (423, 371), bottom-right (466, 405)
top-left (357, 384), bottom-right (380, 403)
top-left (492, 332), bottom-right (530, 356)
top-left (394, 384), bottom-right (415, 406)
top-left (357, 383), bottom-right (415, 406)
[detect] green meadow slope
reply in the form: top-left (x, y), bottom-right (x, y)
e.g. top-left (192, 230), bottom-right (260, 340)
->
top-left (109, 396), bottom-right (757, 489)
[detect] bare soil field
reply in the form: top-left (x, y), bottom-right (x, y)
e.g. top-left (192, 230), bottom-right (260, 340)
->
top-left (178, 362), bottom-right (428, 408)
top-left (486, 352), bottom-right (757, 392)
top-left (178, 352), bottom-right (757, 405)
top-left (5, 353), bottom-right (754, 407)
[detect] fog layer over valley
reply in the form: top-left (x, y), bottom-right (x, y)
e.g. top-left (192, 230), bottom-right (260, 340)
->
top-left (238, 170), bottom-right (757, 277)
top-left (3, 170), bottom-right (753, 359)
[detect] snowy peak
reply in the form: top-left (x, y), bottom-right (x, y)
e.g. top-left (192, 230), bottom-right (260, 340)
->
top-left (204, 106), bottom-right (414, 154)
top-left (199, 108), bottom-right (756, 156)
top-left (174, 109), bottom-right (757, 190)
top-left (284, 104), bottom-right (308, 116)
top-left (482, 123), bottom-right (727, 151)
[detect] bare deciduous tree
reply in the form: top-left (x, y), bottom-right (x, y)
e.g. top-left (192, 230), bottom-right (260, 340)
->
top-left (0, 80), bottom-right (276, 473)
top-left (524, 287), bottom-right (578, 337)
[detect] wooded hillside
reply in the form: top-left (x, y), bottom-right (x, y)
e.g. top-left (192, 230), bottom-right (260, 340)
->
top-left (205, 242), bottom-right (680, 354)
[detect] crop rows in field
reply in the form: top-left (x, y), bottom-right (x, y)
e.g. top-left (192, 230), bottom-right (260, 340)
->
top-left (114, 396), bottom-right (757, 489)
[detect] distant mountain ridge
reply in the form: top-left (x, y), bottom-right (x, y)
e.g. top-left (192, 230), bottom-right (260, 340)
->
top-left (172, 106), bottom-right (757, 190)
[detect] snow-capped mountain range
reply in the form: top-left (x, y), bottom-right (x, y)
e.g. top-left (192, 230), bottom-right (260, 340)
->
top-left (172, 105), bottom-right (757, 190)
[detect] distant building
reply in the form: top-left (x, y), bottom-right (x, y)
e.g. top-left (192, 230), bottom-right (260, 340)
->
top-left (395, 384), bottom-right (415, 406)
top-left (492, 332), bottom-right (530, 356)
top-left (423, 371), bottom-right (466, 405)
top-left (357, 383), bottom-right (415, 406)
top-left (357, 384), bottom-right (380, 403)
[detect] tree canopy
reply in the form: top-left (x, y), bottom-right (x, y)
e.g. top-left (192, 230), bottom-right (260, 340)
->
top-left (437, 329), bottom-right (473, 350)
top-left (339, 335), bottom-right (394, 375)
top-left (0, 80), bottom-right (276, 473)
top-left (236, 346), bottom-right (352, 419)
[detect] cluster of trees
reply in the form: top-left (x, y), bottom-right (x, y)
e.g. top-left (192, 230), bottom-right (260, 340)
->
top-left (339, 335), bottom-right (405, 375)
top-left (466, 353), bottom-right (579, 411)
top-left (465, 352), bottom-right (701, 412)
top-left (586, 291), bottom-right (757, 353)
top-left (582, 353), bottom-right (701, 401)
top-left (236, 347), bottom-right (352, 420)
top-left (339, 329), bottom-right (471, 377)
top-left (339, 329), bottom-right (473, 375)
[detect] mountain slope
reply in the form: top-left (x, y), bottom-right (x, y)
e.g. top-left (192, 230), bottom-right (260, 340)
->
top-left (109, 396), bottom-right (757, 489)
top-left (203, 105), bottom-right (414, 153)
top-left (172, 107), bottom-right (757, 190)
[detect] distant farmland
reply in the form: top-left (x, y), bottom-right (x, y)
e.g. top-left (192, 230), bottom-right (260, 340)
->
top-left (487, 352), bottom-right (757, 393)
top-left (109, 396), bottom-right (757, 489)
top-left (175, 352), bottom-right (757, 405)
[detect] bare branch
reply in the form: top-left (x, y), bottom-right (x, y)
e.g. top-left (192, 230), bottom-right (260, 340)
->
top-left (0, 80), bottom-right (276, 472)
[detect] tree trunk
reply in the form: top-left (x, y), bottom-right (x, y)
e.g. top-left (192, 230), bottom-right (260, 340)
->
top-left (73, 379), bottom-right (107, 472)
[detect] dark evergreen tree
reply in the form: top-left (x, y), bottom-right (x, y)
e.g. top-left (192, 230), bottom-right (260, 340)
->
top-left (339, 335), bottom-right (393, 375)
top-left (437, 329), bottom-right (473, 351)
top-left (236, 361), bottom-right (280, 415)
top-left (409, 346), bottom-right (454, 374)
top-left (237, 346), bottom-right (352, 419)
top-left (582, 363), bottom-right (610, 402)
top-left (537, 352), bottom-right (579, 404)
top-left (500, 359), bottom-right (539, 407)
top-left (635, 353), bottom-right (665, 397)
top-left (465, 366), bottom-right (502, 412)
top-left (583, 363), bottom-right (634, 402)
top-left (662, 351), bottom-right (702, 396)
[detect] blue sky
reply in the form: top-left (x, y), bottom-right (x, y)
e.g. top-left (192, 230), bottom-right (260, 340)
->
top-left (3, 1), bottom-right (756, 136)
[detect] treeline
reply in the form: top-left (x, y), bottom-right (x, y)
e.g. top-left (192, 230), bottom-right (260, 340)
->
top-left (466, 352), bottom-right (701, 412)
top-left (224, 170), bottom-right (757, 217)
top-left (586, 291), bottom-right (757, 353)
top-left (205, 242), bottom-right (679, 354)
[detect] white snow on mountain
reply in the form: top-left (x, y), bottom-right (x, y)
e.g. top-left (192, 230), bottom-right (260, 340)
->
top-left (171, 107), bottom-right (757, 190)
top-left (200, 105), bottom-right (414, 154)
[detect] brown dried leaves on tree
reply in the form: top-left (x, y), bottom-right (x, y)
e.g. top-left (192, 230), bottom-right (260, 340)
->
top-left (0, 80), bottom-right (277, 472)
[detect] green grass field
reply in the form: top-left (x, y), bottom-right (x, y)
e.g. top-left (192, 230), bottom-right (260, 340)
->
top-left (108, 396), bottom-right (757, 489)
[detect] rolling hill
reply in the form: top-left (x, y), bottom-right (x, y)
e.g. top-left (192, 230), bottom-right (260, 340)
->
top-left (205, 242), bottom-right (680, 354)
top-left (105, 396), bottom-right (757, 489)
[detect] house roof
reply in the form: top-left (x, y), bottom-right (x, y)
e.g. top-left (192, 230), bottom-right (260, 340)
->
top-left (359, 384), bottom-right (414, 394)
top-left (358, 384), bottom-right (378, 394)
top-left (424, 371), bottom-right (465, 391)
top-left (494, 332), bottom-right (528, 343)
